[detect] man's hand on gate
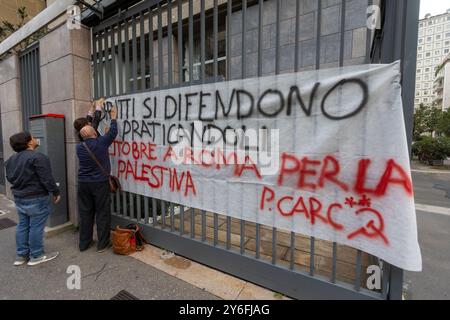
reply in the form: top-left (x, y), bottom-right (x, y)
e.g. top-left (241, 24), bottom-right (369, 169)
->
top-left (110, 105), bottom-right (117, 120)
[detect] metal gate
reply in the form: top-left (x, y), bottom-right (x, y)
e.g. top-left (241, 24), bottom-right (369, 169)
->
top-left (91, 0), bottom-right (419, 300)
top-left (0, 112), bottom-right (4, 194)
top-left (19, 42), bottom-right (42, 131)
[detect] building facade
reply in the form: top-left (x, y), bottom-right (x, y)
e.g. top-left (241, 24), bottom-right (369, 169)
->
top-left (414, 9), bottom-right (450, 109)
top-left (434, 53), bottom-right (450, 111)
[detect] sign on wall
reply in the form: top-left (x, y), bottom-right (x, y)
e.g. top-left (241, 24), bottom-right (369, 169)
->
top-left (101, 62), bottom-right (422, 272)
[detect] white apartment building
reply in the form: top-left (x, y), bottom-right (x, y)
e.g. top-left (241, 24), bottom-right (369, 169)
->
top-left (434, 53), bottom-right (450, 111)
top-left (415, 9), bottom-right (450, 109)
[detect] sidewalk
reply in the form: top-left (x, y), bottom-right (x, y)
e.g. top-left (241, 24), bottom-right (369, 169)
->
top-left (0, 194), bottom-right (217, 300)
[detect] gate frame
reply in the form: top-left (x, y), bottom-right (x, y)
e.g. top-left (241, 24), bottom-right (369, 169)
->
top-left (91, 0), bottom-right (420, 300)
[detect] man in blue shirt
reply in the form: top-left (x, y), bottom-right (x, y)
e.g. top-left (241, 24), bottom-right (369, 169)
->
top-left (77, 106), bottom-right (118, 252)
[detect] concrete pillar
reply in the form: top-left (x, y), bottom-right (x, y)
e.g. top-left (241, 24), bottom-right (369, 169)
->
top-left (39, 23), bottom-right (92, 226)
top-left (0, 54), bottom-right (23, 199)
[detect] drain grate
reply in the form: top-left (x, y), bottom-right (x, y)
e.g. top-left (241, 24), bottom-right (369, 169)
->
top-left (111, 290), bottom-right (139, 300)
top-left (0, 218), bottom-right (17, 230)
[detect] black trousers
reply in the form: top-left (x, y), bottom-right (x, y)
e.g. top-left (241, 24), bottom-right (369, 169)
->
top-left (78, 181), bottom-right (111, 251)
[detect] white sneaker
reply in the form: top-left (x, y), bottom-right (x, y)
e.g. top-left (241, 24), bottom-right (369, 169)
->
top-left (27, 252), bottom-right (59, 266)
top-left (13, 256), bottom-right (29, 266)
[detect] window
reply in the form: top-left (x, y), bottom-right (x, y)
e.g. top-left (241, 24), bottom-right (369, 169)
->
top-left (418, 38), bottom-right (423, 44)
top-left (436, 35), bottom-right (442, 40)
top-left (428, 21), bottom-right (433, 26)
top-left (445, 49), bottom-right (450, 54)
top-left (424, 90), bottom-right (429, 95)
top-left (425, 67), bottom-right (430, 72)
top-left (435, 50), bottom-right (441, 56)
top-left (182, 17), bottom-right (227, 82)
top-left (446, 32), bottom-right (450, 38)
top-left (425, 75), bottom-right (430, 81)
top-left (424, 83), bottom-right (429, 88)
top-left (419, 22), bottom-right (423, 27)
top-left (426, 52), bottom-right (431, 57)
top-left (418, 54), bottom-right (423, 59)
top-left (416, 83), bottom-right (421, 89)
top-left (417, 68), bottom-right (422, 73)
top-left (445, 41), bottom-right (450, 46)
top-left (427, 36), bottom-right (432, 42)
top-left (424, 98), bottom-right (429, 102)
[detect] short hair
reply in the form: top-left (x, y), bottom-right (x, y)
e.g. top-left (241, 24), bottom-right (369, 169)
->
top-left (73, 118), bottom-right (89, 132)
top-left (10, 132), bottom-right (32, 153)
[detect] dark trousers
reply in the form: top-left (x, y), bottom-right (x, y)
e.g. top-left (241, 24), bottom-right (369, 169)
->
top-left (78, 181), bottom-right (111, 251)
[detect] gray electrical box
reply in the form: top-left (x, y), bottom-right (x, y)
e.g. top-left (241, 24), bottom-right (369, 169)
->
top-left (29, 114), bottom-right (68, 227)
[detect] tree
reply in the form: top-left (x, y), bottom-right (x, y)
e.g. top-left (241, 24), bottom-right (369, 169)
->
top-left (413, 104), bottom-right (443, 140)
top-left (437, 109), bottom-right (450, 137)
top-left (0, 7), bottom-right (47, 57)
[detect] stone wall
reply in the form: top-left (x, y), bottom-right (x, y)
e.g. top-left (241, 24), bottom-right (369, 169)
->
top-left (0, 54), bottom-right (23, 199)
top-left (39, 23), bottom-right (92, 226)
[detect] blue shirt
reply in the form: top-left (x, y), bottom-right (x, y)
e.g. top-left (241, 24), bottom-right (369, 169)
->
top-left (77, 120), bottom-right (118, 183)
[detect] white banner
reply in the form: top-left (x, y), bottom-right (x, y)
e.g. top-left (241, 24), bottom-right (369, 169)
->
top-left (101, 62), bottom-right (422, 272)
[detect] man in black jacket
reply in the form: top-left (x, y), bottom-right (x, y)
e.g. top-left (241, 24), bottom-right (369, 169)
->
top-left (5, 132), bottom-right (61, 267)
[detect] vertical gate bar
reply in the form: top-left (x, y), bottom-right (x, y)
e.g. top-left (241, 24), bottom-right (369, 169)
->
top-left (132, 16), bottom-right (138, 93)
top-left (115, 190), bottom-right (120, 216)
top-left (157, 3), bottom-right (163, 88)
top-left (140, 11), bottom-right (146, 90)
top-left (188, 0), bottom-right (193, 82)
top-left (167, 0), bottom-right (173, 86)
top-left (200, 0), bottom-right (205, 82)
top-left (124, 19), bottom-right (131, 93)
top-left (177, 0), bottom-right (183, 84)
top-left (214, 213), bottom-right (218, 246)
top-left (105, 27), bottom-right (111, 96)
top-left (213, 0), bottom-right (218, 79)
top-left (29, 53), bottom-right (35, 118)
top-left (36, 47), bottom-right (41, 114)
top-left (149, 6), bottom-right (154, 89)
top-left (201, 210), bottom-right (206, 242)
top-left (92, 33), bottom-right (99, 98)
top-left (294, 0), bottom-right (300, 72)
top-left (275, 0), bottom-right (280, 74)
top-left (98, 30), bottom-right (104, 97)
top-left (382, 261), bottom-right (390, 299)
top-left (255, 223), bottom-right (260, 259)
top-left (190, 208), bottom-right (195, 239)
top-left (129, 192), bottom-right (134, 220)
top-left (339, 0), bottom-right (346, 66)
top-left (365, 0), bottom-right (373, 63)
top-left (144, 195), bottom-right (149, 224)
top-left (240, 220), bottom-right (245, 254)
top-left (180, 205), bottom-right (184, 235)
top-left (316, 0), bottom-right (322, 70)
top-left (331, 242), bottom-right (337, 283)
top-left (117, 22), bottom-right (124, 95)
top-left (241, 0), bottom-right (246, 79)
top-left (170, 203), bottom-right (175, 232)
top-left (226, 0), bottom-right (231, 79)
top-left (257, 0), bottom-right (263, 76)
top-left (152, 198), bottom-right (157, 226)
top-left (161, 201), bottom-right (166, 229)
top-left (354, 249), bottom-right (362, 291)
top-left (111, 26), bottom-right (116, 95)
top-left (110, 194), bottom-right (114, 215)
top-left (136, 194), bottom-right (142, 222)
top-left (122, 191), bottom-right (127, 217)
top-left (310, 237), bottom-right (315, 276)
top-left (290, 232), bottom-right (295, 270)
top-left (226, 216), bottom-right (231, 250)
top-left (272, 228), bottom-right (277, 264)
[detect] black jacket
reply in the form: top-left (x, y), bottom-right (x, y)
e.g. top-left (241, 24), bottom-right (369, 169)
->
top-left (5, 150), bottom-right (60, 199)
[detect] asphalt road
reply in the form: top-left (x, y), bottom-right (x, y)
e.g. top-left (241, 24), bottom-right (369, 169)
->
top-left (404, 167), bottom-right (450, 300)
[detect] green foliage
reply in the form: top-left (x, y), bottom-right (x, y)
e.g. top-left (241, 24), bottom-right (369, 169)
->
top-left (0, 6), bottom-right (47, 57)
top-left (437, 109), bottom-right (450, 137)
top-left (412, 136), bottom-right (450, 165)
top-left (413, 104), bottom-right (446, 140)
